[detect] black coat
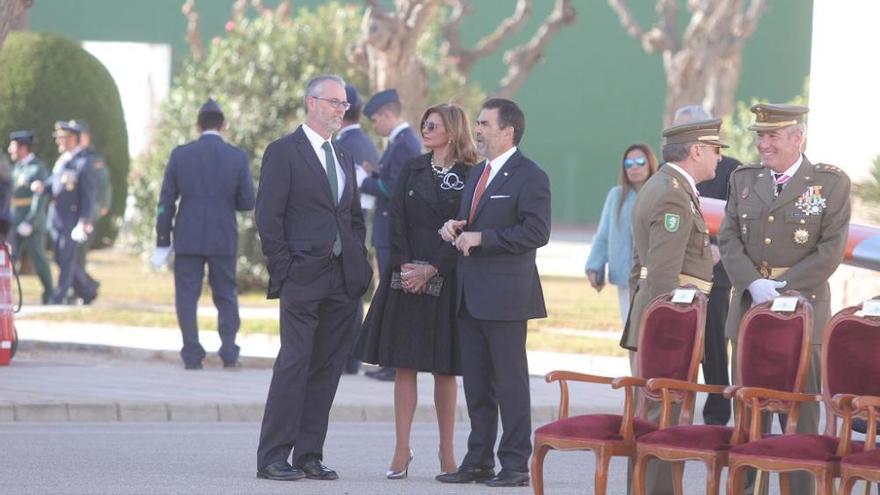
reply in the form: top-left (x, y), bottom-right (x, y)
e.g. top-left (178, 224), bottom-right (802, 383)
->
top-left (358, 153), bottom-right (469, 373)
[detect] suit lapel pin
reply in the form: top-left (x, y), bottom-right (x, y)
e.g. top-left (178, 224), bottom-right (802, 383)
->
top-left (503, 172), bottom-right (509, 176)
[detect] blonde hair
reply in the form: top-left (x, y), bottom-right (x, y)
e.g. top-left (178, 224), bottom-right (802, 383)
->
top-left (420, 103), bottom-right (480, 166)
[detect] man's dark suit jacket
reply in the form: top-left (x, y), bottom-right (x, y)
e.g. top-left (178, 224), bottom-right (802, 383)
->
top-left (254, 125), bottom-right (372, 300)
top-left (156, 133), bottom-right (255, 256)
top-left (360, 126), bottom-right (421, 248)
top-left (696, 154), bottom-right (741, 288)
top-left (334, 125), bottom-right (380, 169)
top-left (455, 150), bottom-right (551, 321)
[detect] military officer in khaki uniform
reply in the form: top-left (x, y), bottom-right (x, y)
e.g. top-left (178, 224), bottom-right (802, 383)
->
top-left (622, 119), bottom-right (724, 495)
top-left (719, 103), bottom-right (851, 495)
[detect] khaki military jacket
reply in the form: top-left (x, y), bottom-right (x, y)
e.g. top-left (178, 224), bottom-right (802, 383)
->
top-left (621, 165), bottom-right (714, 350)
top-left (718, 156), bottom-right (851, 342)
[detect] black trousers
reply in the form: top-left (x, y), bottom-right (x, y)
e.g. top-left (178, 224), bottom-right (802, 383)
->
top-left (458, 304), bottom-right (532, 473)
top-left (702, 285), bottom-right (731, 424)
top-left (257, 260), bottom-right (358, 470)
top-left (174, 254), bottom-right (240, 366)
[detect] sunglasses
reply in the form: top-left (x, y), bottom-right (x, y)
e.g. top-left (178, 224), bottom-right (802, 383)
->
top-left (624, 157), bottom-right (647, 169)
top-left (422, 121), bottom-right (443, 132)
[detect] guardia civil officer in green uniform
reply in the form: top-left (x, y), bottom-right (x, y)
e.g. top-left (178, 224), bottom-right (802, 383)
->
top-left (7, 131), bottom-right (53, 304)
top-left (719, 104), bottom-right (851, 495)
top-left (74, 121), bottom-right (112, 289)
top-left (622, 119), bottom-right (724, 495)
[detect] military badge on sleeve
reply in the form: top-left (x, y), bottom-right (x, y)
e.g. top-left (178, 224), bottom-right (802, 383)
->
top-left (795, 186), bottom-right (827, 216)
top-left (664, 213), bottom-right (680, 232)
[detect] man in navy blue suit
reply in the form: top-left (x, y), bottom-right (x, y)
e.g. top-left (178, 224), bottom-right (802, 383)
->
top-left (438, 98), bottom-right (551, 487)
top-left (334, 84), bottom-right (381, 375)
top-left (360, 88), bottom-right (421, 381)
top-left (254, 75), bottom-right (372, 482)
top-left (153, 99), bottom-right (255, 370)
top-left (46, 120), bottom-right (99, 305)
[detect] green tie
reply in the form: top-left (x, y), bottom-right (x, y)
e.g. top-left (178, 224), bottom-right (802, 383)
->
top-left (321, 141), bottom-right (342, 256)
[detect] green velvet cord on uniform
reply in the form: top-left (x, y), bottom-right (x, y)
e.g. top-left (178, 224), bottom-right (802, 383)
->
top-left (321, 141), bottom-right (342, 256)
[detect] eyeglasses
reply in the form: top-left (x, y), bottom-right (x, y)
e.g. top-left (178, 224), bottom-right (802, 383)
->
top-left (624, 157), bottom-right (647, 169)
top-left (422, 121), bottom-right (444, 132)
top-left (311, 96), bottom-right (351, 111)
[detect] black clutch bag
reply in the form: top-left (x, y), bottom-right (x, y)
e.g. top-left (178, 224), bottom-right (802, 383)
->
top-left (391, 260), bottom-right (444, 297)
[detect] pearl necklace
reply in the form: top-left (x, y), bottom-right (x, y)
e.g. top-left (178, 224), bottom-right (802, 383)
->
top-left (430, 156), bottom-right (452, 179)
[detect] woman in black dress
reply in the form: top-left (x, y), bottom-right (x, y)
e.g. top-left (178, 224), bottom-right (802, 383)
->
top-left (359, 103), bottom-right (479, 478)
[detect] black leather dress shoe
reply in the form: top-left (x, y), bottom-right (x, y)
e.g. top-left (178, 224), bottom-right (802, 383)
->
top-left (184, 362), bottom-right (203, 370)
top-left (297, 458), bottom-right (339, 480)
top-left (256, 461), bottom-right (306, 481)
top-left (365, 367), bottom-right (396, 381)
top-left (435, 466), bottom-right (495, 483)
top-left (485, 470), bottom-right (530, 487)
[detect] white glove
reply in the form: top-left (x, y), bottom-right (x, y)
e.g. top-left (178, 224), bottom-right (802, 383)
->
top-left (16, 222), bottom-right (33, 237)
top-left (150, 246), bottom-right (172, 269)
top-left (70, 222), bottom-right (89, 243)
top-left (748, 278), bottom-right (787, 305)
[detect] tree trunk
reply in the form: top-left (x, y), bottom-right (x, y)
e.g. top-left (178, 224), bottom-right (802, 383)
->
top-left (663, 51), bottom-right (743, 127)
top-left (348, 2), bottom-right (438, 126)
top-left (0, 0), bottom-right (32, 47)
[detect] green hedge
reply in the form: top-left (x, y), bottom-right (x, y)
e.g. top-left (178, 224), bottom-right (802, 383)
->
top-left (0, 31), bottom-right (129, 246)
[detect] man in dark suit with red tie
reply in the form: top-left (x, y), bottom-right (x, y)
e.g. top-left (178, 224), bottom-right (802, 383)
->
top-left (254, 74), bottom-right (373, 482)
top-left (438, 98), bottom-right (551, 487)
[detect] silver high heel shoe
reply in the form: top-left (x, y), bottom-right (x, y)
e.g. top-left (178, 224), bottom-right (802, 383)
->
top-left (386, 449), bottom-right (414, 479)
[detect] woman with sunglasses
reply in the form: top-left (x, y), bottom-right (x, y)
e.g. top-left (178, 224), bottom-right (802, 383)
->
top-left (358, 103), bottom-right (479, 480)
top-left (585, 143), bottom-right (659, 325)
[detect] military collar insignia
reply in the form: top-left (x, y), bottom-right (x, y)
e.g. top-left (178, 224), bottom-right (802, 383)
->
top-left (795, 186), bottom-right (826, 216)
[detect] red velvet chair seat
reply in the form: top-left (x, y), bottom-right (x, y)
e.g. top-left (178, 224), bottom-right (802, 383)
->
top-left (730, 434), bottom-right (864, 462)
top-left (841, 448), bottom-right (880, 468)
top-left (639, 425), bottom-right (735, 451)
top-left (535, 414), bottom-right (658, 442)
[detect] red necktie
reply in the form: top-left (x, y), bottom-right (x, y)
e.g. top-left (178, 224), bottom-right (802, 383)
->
top-left (468, 162), bottom-right (492, 224)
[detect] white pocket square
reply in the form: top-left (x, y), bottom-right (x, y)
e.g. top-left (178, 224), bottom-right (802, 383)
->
top-left (489, 195), bottom-right (510, 199)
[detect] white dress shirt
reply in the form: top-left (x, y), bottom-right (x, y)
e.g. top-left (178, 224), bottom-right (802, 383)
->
top-left (302, 122), bottom-right (345, 202)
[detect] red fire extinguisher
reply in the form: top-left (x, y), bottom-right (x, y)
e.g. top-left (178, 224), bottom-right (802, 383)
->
top-left (0, 242), bottom-right (20, 366)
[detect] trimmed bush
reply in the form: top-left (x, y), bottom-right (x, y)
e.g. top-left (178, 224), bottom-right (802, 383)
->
top-left (0, 31), bottom-right (129, 246)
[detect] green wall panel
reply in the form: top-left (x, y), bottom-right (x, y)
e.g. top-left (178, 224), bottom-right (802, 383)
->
top-left (28, 0), bottom-right (812, 224)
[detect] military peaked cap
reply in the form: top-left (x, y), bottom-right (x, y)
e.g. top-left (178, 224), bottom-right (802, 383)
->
top-left (662, 118), bottom-right (728, 148)
top-left (749, 103), bottom-right (808, 131)
top-left (363, 88), bottom-right (399, 118)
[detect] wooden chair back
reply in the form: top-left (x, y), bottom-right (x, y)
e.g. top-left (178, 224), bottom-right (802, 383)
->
top-left (634, 286), bottom-right (708, 422)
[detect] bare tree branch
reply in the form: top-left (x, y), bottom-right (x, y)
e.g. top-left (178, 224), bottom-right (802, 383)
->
top-left (496, 0), bottom-right (576, 98)
top-left (736, 0), bottom-right (767, 39)
top-left (181, 0), bottom-right (204, 60)
top-left (607, 0), bottom-right (645, 42)
top-left (231, 0), bottom-right (247, 20)
top-left (443, 0), bottom-right (532, 77)
top-left (274, 0), bottom-right (291, 20)
top-left (0, 0), bottom-right (33, 47)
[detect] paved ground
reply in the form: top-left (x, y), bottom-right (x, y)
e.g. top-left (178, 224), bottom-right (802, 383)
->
top-left (1, 349), bottom-right (634, 423)
top-left (0, 422), bottom-right (733, 495)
